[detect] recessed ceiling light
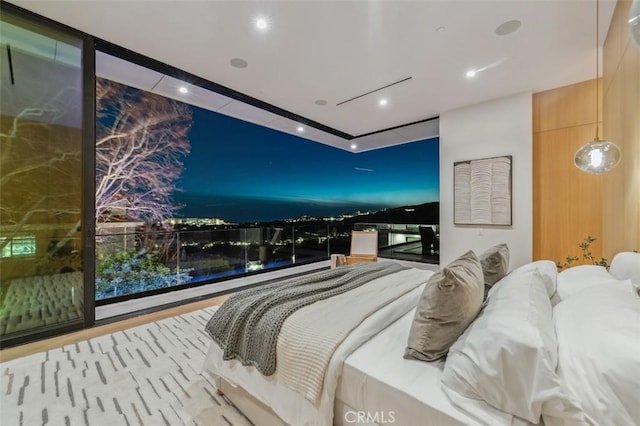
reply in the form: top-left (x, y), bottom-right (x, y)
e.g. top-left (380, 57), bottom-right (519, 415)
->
top-left (350, 143), bottom-right (358, 150)
top-left (466, 70), bottom-right (477, 78)
top-left (256, 17), bottom-right (268, 30)
top-left (230, 58), bottom-right (248, 68)
top-left (379, 99), bottom-right (388, 106)
top-left (178, 86), bottom-right (188, 94)
top-left (495, 20), bottom-right (521, 36)
top-left (297, 126), bottom-right (304, 133)
top-left (315, 99), bottom-right (328, 106)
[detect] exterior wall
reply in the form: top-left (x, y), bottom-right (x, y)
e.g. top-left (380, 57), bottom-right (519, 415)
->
top-left (439, 92), bottom-right (533, 269)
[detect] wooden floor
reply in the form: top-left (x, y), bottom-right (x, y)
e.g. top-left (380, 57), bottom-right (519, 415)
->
top-left (0, 294), bottom-right (230, 363)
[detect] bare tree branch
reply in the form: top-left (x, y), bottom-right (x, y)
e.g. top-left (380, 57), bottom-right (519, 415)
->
top-left (95, 78), bottom-right (192, 226)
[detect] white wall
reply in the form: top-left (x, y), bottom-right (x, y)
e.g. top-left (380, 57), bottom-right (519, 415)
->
top-left (439, 92), bottom-right (533, 269)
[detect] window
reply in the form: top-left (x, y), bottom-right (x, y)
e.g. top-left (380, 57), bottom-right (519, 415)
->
top-left (0, 235), bottom-right (36, 258)
top-left (0, 4), bottom-right (89, 344)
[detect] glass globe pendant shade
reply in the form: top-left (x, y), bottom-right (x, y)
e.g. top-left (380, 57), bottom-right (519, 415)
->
top-left (631, 0), bottom-right (640, 47)
top-left (574, 139), bottom-right (621, 175)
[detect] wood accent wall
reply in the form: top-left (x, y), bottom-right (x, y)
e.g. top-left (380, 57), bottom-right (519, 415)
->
top-left (532, 79), bottom-right (604, 263)
top-left (602, 0), bottom-right (640, 258)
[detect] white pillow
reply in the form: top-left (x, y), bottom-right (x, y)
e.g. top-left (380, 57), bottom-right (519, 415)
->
top-left (442, 268), bottom-right (588, 424)
top-left (557, 265), bottom-right (622, 301)
top-left (487, 260), bottom-right (560, 304)
top-left (610, 252), bottom-right (640, 296)
top-left (551, 283), bottom-right (640, 425)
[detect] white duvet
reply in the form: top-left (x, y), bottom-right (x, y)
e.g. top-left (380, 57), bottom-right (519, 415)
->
top-left (553, 282), bottom-right (640, 426)
top-left (203, 267), bottom-right (431, 426)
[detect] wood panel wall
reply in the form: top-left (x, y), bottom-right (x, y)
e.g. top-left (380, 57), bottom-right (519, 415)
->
top-left (532, 79), bottom-right (604, 264)
top-left (602, 0), bottom-right (640, 258)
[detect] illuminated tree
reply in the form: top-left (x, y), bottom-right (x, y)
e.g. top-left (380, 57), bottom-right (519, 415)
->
top-left (95, 77), bottom-right (192, 225)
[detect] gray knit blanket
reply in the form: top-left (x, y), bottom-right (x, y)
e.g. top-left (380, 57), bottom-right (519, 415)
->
top-left (205, 262), bottom-right (408, 375)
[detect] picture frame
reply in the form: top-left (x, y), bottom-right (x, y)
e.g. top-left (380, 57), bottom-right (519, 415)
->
top-left (454, 155), bottom-right (512, 226)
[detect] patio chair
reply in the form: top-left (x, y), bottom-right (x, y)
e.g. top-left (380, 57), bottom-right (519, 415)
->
top-left (345, 230), bottom-right (378, 265)
top-left (419, 226), bottom-right (439, 255)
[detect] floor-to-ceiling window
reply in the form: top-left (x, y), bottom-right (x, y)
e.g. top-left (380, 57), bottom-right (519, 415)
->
top-left (93, 58), bottom-right (440, 304)
top-left (0, 6), bottom-right (93, 346)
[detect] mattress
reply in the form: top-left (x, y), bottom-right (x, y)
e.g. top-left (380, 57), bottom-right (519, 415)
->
top-left (337, 309), bottom-right (487, 426)
top-left (204, 268), bottom-right (431, 425)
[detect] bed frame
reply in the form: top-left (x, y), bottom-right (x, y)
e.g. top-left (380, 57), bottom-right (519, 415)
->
top-left (216, 377), bottom-right (286, 426)
top-left (216, 376), bottom-right (354, 426)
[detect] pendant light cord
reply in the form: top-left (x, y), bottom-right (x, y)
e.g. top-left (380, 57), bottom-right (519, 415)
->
top-left (595, 0), bottom-right (600, 141)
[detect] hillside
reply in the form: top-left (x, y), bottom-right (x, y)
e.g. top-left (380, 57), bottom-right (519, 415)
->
top-left (347, 201), bottom-right (439, 225)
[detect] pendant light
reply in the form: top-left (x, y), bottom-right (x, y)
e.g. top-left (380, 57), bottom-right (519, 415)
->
top-left (574, 0), bottom-right (621, 175)
top-left (631, 0), bottom-right (640, 47)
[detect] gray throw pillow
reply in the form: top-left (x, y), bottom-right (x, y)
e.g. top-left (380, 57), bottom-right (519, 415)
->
top-left (479, 243), bottom-right (510, 290)
top-left (404, 250), bottom-right (484, 362)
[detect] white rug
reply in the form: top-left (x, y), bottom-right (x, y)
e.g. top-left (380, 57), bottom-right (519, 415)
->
top-left (1, 307), bottom-right (252, 426)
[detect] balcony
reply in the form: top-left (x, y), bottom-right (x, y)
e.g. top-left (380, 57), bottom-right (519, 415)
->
top-left (354, 223), bottom-right (440, 264)
top-left (95, 224), bottom-right (333, 302)
top-left (95, 222), bottom-right (439, 302)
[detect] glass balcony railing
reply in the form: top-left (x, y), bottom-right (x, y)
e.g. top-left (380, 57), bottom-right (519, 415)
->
top-left (94, 225), bottom-right (333, 301)
top-left (354, 223), bottom-right (440, 264)
top-left (94, 222), bottom-right (439, 302)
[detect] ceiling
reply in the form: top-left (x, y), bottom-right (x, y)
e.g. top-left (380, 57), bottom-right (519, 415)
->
top-left (93, 51), bottom-right (440, 152)
top-left (8, 0), bottom-right (616, 152)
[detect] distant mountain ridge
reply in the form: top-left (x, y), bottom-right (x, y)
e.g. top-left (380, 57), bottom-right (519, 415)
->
top-left (347, 201), bottom-right (439, 225)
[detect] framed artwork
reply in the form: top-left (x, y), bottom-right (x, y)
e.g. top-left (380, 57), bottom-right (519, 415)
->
top-left (454, 155), bottom-right (512, 226)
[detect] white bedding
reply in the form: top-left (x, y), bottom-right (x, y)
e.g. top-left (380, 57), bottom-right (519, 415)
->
top-left (338, 308), bottom-right (478, 426)
top-left (203, 267), bottom-right (431, 426)
top-left (204, 255), bottom-right (639, 426)
top-left (553, 283), bottom-right (640, 425)
top-left (340, 308), bottom-right (538, 426)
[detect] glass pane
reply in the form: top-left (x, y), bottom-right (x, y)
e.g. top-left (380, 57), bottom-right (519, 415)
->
top-left (95, 229), bottom-right (182, 300)
top-left (178, 228), bottom-right (241, 284)
top-left (266, 227), bottom-right (294, 268)
top-left (294, 224), bottom-right (329, 264)
top-left (0, 13), bottom-right (84, 340)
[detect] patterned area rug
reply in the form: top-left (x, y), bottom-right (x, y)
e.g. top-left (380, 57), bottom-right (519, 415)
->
top-left (0, 307), bottom-right (253, 426)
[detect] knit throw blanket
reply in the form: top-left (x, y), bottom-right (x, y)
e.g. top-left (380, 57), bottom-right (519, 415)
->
top-left (205, 262), bottom-right (408, 375)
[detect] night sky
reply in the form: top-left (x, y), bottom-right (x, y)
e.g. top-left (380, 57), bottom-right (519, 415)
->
top-left (175, 106), bottom-right (439, 223)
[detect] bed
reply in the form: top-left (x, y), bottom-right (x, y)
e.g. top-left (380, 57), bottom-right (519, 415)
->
top-left (202, 250), bottom-right (640, 426)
